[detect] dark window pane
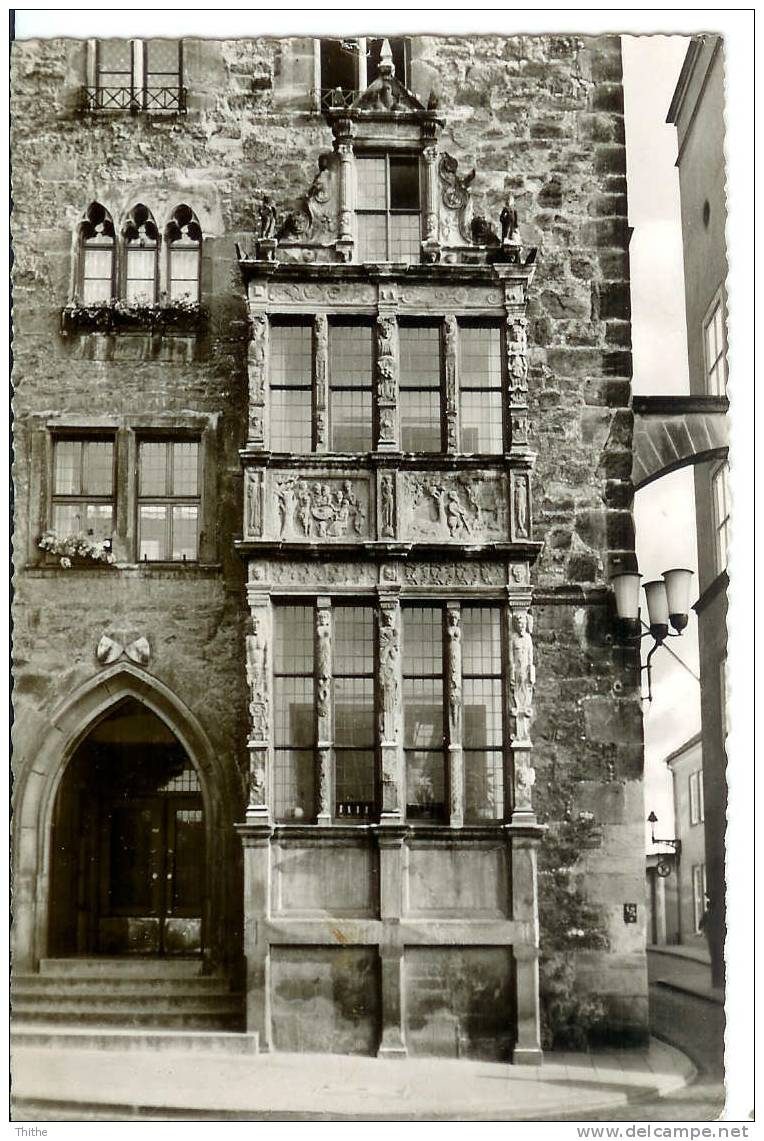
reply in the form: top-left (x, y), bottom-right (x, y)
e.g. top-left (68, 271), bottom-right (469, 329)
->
top-left (367, 37), bottom-right (407, 85)
top-left (334, 679), bottom-right (374, 745)
top-left (336, 750), bottom-right (375, 815)
top-left (402, 608), bottom-right (443, 677)
top-left (274, 605), bottom-right (314, 673)
top-left (320, 38), bottom-right (357, 95)
top-left (330, 325), bottom-right (373, 451)
top-left (171, 808), bottom-right (204, 911)
top-left (274, 749), bottom-right (315, 823)
top-left (406, 751), bottom-right (446, 820)
top-left (390, 157), bottom-right (420, 210)
top-left (334, 606), bottom-right (374, 673)
top-left (465, 751), bottom-right (504, 822)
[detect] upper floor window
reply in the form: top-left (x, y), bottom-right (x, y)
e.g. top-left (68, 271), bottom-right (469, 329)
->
top-left (356, 155), bottom-right (421, 264)
top-left (463, 607), bottom-right (504, 822)
top-left (165, 205), bottom-right (202, 302)
top-left (122, 205), bottom-right (159, 304)
top-left (138, 439), bottom-right (200, 561)
top-left (399, 323), bottom-right (442, 452)
top-left (319, 37), bottom-right (409, 108)
top-left (459, 323), bottom-right (504, 454)
top-left (270, 321), bottom-right (313, 453)
top-left (689, 769), bottom-right (704, 826)
top-left (692, 864), bottom-right (707, 933)
top-left (333, 605), bottom-right (376, 818)
top-left (78, 202), bottom-right (116, 304)
top-left (273, 604), bottom-right (316, 823)
top-left (703, 291), bottom-right (727, 395)
top-left (711, 460), bottom-right (730, 575)
top-left (52, 436), bottom-right (115, 539)
top-left (329, 322), bottom-right (374, 451)
top-left (87, 38), bottom-right (185, 113)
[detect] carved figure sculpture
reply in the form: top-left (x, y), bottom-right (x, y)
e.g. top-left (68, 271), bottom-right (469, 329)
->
top-left (257, 196), bottom-right (278, 239)
top-left (438, 153), bottom-right (476, 210)
top-left (316, 609), bottom-right (331, 719)
top-left (509, 611), bottom-right (535, 742)
top-left (246, 616), bottom-right (269, 740)
top-left (378, 608), bottom-right (400, 741)
top-left (246, 470), bottom-right (262, 536)
top-left (446, 609), bottom-right (462, 740)
top-left (514, 477), bottom-right (529, 538)
top-left (500, 198), bottom-right (519, 243)
top-left (381, 475), bottom-right (395, 537)
top-left (249, 751), bottom-right (266, 806)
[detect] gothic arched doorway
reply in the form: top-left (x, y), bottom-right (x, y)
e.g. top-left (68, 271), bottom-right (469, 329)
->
top-left (49, 697), bottom-right (206, 957)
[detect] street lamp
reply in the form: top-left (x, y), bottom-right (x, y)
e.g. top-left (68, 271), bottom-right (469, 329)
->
top-left (646, 810), bottom-right (681, 852)
top-left (609, 566), bottom-right (694, 700)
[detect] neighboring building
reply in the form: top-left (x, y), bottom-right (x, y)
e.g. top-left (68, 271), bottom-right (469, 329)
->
top-left (645, 848), bottom-right (678, 946)
top-left (665, 734), bottom-right (707, 948)
top-left (667, 35), bottom-right (728, 989)
top-left (11, 34), bottom-right (646, 1060)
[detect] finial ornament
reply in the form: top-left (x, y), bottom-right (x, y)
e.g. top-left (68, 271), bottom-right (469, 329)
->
top-left (379, 39), bottom-right (395, 77)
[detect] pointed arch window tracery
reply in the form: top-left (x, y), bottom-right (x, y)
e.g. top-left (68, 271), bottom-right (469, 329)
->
top-left (122, 204), bottom-right (159, 304)
top-left (78, 202), bottom-right (116, 304)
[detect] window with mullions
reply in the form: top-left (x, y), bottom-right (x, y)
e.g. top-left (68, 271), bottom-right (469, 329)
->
top-left (356, 155), bottom-right (421, 264)
top-left (270, 322), bottom-right (313, 452)
top-left (95, 40), bottom-right (134, 110)
top-left (143, 39), bottom-right (182, 111)
top-left (273, 605), bottom-right (315, 822)
top-left (329, 323), bottom-right (374, 451)
top-left (689, 769), bottom-right (704, 826)
top-left (138, 440), bottom-right (200, 561)
top-left (403, 607), bottom-right (446, 822)
top-left (459, 324), bottom-right (504, 453)
top-left (91, 39), bottom-right (183, 113)
top-left (399, 323), bottom-right (442, 452)
top-left (52, 437), bottom-right (115, 540)
top-left (462, 607), bottom-right (505, 822)
top-left (711, 461), bottom-right (730, 575)
top-left (333, 606), bottom-right (376, 818)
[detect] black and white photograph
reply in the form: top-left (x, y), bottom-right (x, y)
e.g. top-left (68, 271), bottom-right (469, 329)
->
top-left (7, 8), bottom-right (754, 1129)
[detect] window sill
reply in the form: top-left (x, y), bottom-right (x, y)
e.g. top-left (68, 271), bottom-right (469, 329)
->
top-left (61, 304), bottom-right (208, 337)
top-left (24, 561), bottom-right (223, 578)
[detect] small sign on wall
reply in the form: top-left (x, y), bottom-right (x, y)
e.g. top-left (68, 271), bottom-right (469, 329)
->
top-left (623, 903), bottom-right (638, 924)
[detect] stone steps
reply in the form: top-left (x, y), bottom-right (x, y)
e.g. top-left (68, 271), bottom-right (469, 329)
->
top-left (12, 958), bottom-right (245, 1035)
top-left (11, 1026), bottom-right (258, 1054)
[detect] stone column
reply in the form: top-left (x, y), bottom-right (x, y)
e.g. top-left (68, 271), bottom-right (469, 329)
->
top-left (315, 598), bottom-right (333, 824)
top-left (511, 835), bottom-right (543, 1065)
top-left (313, 314), bottom-right (328, 453)
top-left (443, 315), bottom-right (459, 454)
top-left (247, 310), bottom-right (268, 449)
top-left (238, 823), bottom-right (272, 1049)
top-left (376, 826), bottom-right (408, 1058)
top-left (376, 314), bottom-right (399, 451)
top-left (336, 137), bottom-right (355, 263)
top-left (421, 144), bottom-right (441, 263)
top-left (445, 603), bottom-right (464, 828)
top-left (378, 597), bottom-right (403, 824)
top-left (245, 588), bottom-right (271, 823)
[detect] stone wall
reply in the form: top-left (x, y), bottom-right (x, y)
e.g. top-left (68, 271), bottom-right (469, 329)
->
top-left (11, 32), bottom-right (645, 1043)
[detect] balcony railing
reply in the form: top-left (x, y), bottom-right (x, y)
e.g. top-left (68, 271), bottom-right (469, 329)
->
top-left (318, 86), bottom-right (360, 110)
top-left (80, 86), bottom-right (187, 114)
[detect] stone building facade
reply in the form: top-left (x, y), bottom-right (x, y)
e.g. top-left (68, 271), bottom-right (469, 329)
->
top-left (11, 33), bottom-right (645, 1059)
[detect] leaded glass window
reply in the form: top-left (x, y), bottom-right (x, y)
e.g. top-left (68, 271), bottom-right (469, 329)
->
top-left (273, 605), bottom-right (315, 822)
top-left (462, 607), bottom-right (504, 822)
top-left (356, 155), bottom-right (421, 264)
top-left (333, 606), bottom-right (376, 818)
top-left (399, 323), bottom-right (442, 452)
top-left (459, 324), bottom-right (504, 453)
top-left (165, 204), bottom-right (202, 303)
top-left (329, 323), bottom-right (373, 451)
top-left (403, 607), bottom-right (446, 822)
top-left (270, 322), bottom-right (313, 453)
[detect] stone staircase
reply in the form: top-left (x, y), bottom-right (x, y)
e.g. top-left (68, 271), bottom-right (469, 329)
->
top-left (11, 958), bottom-right (254, 1054)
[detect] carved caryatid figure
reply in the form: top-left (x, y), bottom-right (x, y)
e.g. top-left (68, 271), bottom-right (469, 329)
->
top-left (509, 611), bottom-right (535, 742)
top-left (246, 614), bottom-right (269, 740)
top-left (316, 609), bottom-right (331, 720)
top-left (514, 477), bottom-right (529, 538)
top-left (378, 608), bottom-right (400, 741)
top-left (446, 608), bottom-right (462, 741)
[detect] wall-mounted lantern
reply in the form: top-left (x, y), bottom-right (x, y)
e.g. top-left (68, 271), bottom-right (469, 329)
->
top-left (609, 567), bottom-right (694, 700)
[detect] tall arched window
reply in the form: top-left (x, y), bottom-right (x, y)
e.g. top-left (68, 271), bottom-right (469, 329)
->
top-left (78, 202), bottom-right (115, 304)
top-left (165, 205), bottom-right (202, 302)
top-left (122, 204), bottom-right (159, 303)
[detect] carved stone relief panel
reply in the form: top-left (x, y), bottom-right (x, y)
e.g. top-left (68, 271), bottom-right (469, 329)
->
top-left (401, 472), bottom-right (508, 543)
top-left (506, 316), bottom-right (529, 396)
top-left (378, 470), bottom-right (397, 539)
top-left (403, 560), bottom-right (507, 587)
top-left (512, 749), bottom-right (536, 814)
top-left (255, 559), bottom-right (377, 587)
top-left (511, 471), bottom-right (532, 541)
top-left (270, 474), bottom-right (370, 541)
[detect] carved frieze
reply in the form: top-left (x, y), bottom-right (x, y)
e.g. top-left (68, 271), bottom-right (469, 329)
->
top-left (402, 472), bottom-right (507, 542)
top-left (245, 469), bottom-right (264, 539)
top-left (397, 285), bottom-right (503, 308)
top-left (404, 560), bottom-right (507, 587)
top-left (258, 559), bottom-right (376, 586)
top-left (268, 282), bottom-right (376, 306)
top-left (273, 475), bottom-right (369, 540)
top-left (247, 312), bottom-right (268, 445)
